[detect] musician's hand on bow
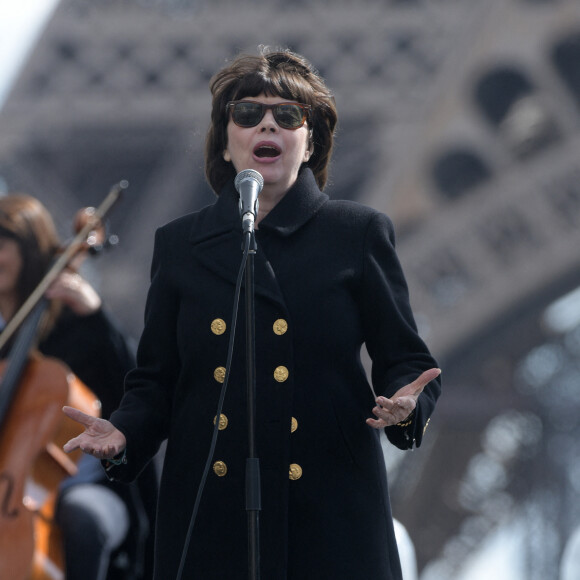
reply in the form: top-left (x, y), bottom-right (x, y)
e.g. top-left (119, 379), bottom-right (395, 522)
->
top-left (46, 271), bottom-right (102, 316)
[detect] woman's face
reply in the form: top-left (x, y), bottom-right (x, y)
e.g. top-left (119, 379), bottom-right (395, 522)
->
top-left (0, 237), bottom-right (22, 298)
top-left (223, 94), bottom-right (312, 197)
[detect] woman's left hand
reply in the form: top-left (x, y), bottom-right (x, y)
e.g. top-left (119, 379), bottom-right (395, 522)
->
top-left (46, 270), bottom-right (102, 316)
top-left (366, 367), bottom-right (441, 429)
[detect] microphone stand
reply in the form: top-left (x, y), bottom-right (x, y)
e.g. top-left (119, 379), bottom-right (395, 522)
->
top-left (243, 225), bottom-right (261, 580)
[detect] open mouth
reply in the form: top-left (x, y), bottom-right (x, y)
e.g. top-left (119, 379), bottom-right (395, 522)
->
top-left (254, 144), bottom-right (281, 158)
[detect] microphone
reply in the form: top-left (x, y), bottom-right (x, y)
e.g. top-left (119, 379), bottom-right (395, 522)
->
top-left (235, 169), bottom-right (264, 233)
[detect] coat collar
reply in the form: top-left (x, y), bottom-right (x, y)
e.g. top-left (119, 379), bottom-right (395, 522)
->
top-left (256, 168), bottom-right (329, 236)
top-left (189, 168), bottom-right (328, 244)
top-left (188, 169), bottom-right (328, 308)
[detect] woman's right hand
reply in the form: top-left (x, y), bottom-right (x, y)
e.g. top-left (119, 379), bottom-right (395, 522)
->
top-left (62, 405), bottom-right (126, 460)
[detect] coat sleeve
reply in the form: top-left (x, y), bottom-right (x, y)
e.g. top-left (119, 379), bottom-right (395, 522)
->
top-left (107, 226), bottom-right (180, 481)
top-left (359, 212), bottom-right (441, 450)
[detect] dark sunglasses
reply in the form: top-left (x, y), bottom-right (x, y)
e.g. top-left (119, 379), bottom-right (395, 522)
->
top-left (226, 100), bottom-right (311, 130)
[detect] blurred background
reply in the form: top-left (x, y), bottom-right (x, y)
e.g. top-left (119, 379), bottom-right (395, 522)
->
top-left (1, 0), bottom-right (580, 578)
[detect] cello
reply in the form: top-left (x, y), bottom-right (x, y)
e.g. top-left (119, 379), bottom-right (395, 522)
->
top-left (0, 182), bottom-right (126, 579)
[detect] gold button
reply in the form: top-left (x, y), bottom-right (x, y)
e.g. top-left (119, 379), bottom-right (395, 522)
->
top-left (213, 414), bottom-right (228, 430)
top-left (274, 366), bottom-right (289, 382)
top-left (214, 366), bottom-right (226, 383)
top-left (273, 319), bottom-right (288, 335)
top-left (291, 417), bottom-right (298, 433)
top-left (213, 461), bottom-right (227, 477)
top-left (211, 318), bottom-right (226, 335)
top-left (289, 463), bottom-right (302, 481)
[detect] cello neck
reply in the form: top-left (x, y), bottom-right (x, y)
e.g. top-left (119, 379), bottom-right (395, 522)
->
top-left (0, 300), bottom-right (47, 431)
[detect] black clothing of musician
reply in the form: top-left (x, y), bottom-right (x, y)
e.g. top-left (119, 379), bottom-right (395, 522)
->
top-left (0, 193), bottom-right (156, 580)
top-left (43, 307), bottom-right (157, 580)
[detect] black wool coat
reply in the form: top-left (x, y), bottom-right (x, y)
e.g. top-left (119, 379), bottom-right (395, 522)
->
top-left (108, 168), bottom-right (441, 580)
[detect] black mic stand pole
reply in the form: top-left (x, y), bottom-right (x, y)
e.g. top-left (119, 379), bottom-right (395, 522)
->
top-left (244, 226), bottom-right (261, 580)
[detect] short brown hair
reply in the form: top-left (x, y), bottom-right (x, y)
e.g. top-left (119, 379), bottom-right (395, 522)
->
top-left (205, 47), bottom-right (338, 194)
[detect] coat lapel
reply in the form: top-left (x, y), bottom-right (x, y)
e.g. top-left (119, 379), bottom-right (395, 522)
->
top-left (256, 168), bottom-right (328, 237)
top-left (189, 169), bottom-right (328, 308)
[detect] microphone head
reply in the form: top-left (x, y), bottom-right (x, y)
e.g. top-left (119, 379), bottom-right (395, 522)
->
top-left (234, 169), bottom-right (264, 193)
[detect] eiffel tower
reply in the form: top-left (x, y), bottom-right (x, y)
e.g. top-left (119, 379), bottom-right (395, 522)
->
top-left (1, 1), bottom-right (580, 577)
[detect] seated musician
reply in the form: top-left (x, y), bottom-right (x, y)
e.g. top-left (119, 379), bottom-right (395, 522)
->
top-left (0, 194), bottom-right (156, 580)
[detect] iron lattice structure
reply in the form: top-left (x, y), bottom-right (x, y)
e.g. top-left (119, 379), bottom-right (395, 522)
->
top-left (1, 0), bottom-right (580, 576)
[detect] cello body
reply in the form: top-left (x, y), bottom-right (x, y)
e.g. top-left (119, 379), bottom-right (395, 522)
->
top-left (0, 353), bottom-right (100, 580)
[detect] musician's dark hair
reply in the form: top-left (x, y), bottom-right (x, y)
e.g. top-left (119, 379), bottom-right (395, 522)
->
top-left (0, 194), bottom-right (62, 339)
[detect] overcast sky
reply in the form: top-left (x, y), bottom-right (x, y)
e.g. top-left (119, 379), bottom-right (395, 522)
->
top-left (0, 0), bottom-right (60, 109)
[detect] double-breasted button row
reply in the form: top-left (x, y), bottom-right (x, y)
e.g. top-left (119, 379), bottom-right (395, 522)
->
top-left (278, 307), bottom-right (298, 479)
top-left (214, 318), bottom-right (288, 335)
top-left (212, 319), bottom-right (291, 383)
top-left (211, 320), bottom-right (228, 477)
top-left (213, 317), bottom-right (288, 336)
top-left (212, 413), bottom-right (228, 476)
top-left (211, 318), bottom-right (296, 479)
top-left (212, 319), bottom-right (228, 384)
top-left (215, 365), bottom-right (288, 384)
top-left (289, 414), bottom-right (302, 479)
top-left (213, 461), bottom-right (302, 480)
top-left (211, 417), bottom-right (300, 479)
top-left (276, 320), bottom-right (300, 478)
top-left (273, 318), bottom-right (289, 383)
